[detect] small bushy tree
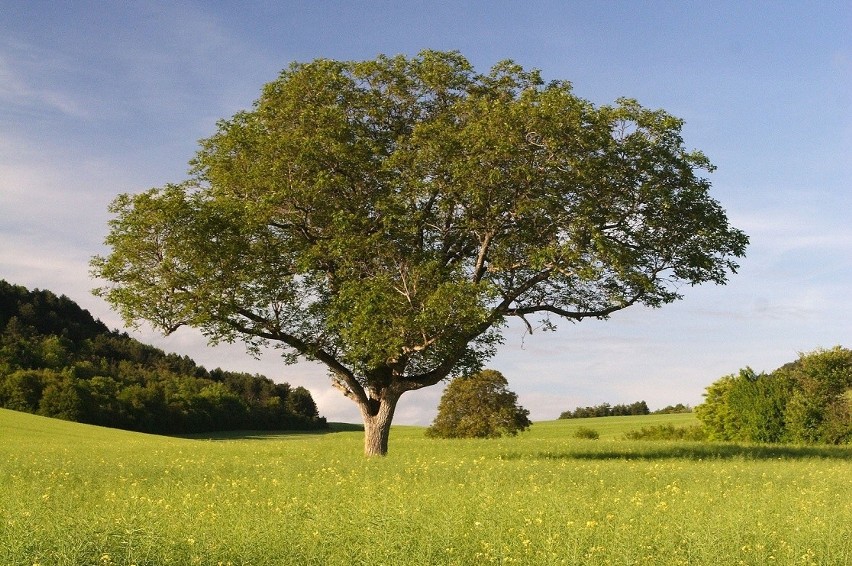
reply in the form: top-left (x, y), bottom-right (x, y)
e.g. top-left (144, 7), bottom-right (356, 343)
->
top-left (728, 368), bottom-right (792, 443)
top-left (573, 426), bottom-right (600, 439)
top-left (426, 369), bottom-right (531, 438)
top-left (287, 386), bottom-right (320, 420)
top-left (694, 373), bottom-right (738, 440)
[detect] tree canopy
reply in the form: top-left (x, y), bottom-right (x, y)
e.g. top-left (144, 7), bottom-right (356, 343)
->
top-left (91, 50), bottom-right (748, 455)
top-left (426, 369), bottom-right (530, 438)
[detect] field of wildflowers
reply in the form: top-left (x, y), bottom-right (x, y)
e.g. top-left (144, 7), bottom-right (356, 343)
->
top-left (1, 408), bottom-right (850, 565)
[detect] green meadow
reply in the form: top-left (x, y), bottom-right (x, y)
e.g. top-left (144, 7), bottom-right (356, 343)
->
top-left (2, 408), bottom-right (850, 565)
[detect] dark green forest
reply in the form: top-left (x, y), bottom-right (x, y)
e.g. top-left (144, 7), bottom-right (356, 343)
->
top-left (0, 280), bottom-right (326, 434)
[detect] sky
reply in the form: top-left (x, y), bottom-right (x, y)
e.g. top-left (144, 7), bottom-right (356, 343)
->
top-left (1, 1), bottom-right (850, 425)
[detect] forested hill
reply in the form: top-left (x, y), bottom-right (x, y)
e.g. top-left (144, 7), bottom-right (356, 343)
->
top-left (0, 280), bottom-right (108, 343)
top-left (0, 280), bottom-right (326, 434)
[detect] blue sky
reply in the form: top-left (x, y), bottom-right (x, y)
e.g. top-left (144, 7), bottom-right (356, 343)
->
top-left (1, 1), bottom-right (850, 424)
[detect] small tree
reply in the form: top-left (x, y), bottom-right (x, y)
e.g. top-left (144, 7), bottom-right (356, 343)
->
top-left (91, 51), bottom-right (747, 455)
top-left (426, 369), bottom-right (531, 438)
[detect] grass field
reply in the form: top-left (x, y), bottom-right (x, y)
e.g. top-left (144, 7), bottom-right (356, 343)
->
top-left (1, 408), bottom-right (850, 565)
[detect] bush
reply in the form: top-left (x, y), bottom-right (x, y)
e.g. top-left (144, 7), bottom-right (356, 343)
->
top-left (573, 426), bottom-right (600, 440)
top-left (696, 347), bottom-right (852, 445)
top-left (778, 346), bottom-right (852, 444)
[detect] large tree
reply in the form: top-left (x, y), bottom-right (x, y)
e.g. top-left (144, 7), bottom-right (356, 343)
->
top-left (91, 51), bottom-right (747, 456)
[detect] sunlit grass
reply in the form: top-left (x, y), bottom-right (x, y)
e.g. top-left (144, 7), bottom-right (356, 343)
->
top-left (528, 412), bottom-right (699, 440)
top-left (2, 408), bottom-right (850, 565)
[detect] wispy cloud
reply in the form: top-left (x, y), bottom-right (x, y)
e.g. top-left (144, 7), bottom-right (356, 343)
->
top-left (734, 202), bottom-right (852, 262)
top-left (0, 47), bottom-right (89, 119)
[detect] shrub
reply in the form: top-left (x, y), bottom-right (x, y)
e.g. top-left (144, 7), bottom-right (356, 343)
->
top-left (573, 426), bottom-right (600, 440)
top-left (696, 347), bottom-right (852, 445)
top-left (778, 346), bottom-right (852, 444)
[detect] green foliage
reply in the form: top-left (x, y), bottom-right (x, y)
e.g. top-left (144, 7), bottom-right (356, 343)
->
top-left (694, 373), bottom-right (737, 440)
top-left (573, 426), bottom-right (600, 439)
top-left (696, 347), bottom-right (852, 444)
top-left (0, 280), bottom-right (108, 342)
top-left (91, 50), bottom-right (747, 454)
top-left (560, 400), bottom-right (650, 419)
top-left (730, 369), bottom-right (793, 443)
top-left (287, 386), bottom-right (320, 420)
top-left (695, 367), bottom-right (792, 443)
top-left (426, 369), bottom-right (531, 438)
top-left (0, 280), bottom-right (326, 434)
top-left (778, 346), bottom-right (852, 444)
top-left (0, 369), bottom-right (46, 412)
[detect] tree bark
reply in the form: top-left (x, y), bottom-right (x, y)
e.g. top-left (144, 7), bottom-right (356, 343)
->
top-left (359, 388), bottom-right (402, 457)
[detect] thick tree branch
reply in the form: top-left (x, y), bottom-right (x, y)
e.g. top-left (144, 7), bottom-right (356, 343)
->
top-left (506, 293), bottom-right (644, 321)
top-left (494, 268), bottom-right (554, 312)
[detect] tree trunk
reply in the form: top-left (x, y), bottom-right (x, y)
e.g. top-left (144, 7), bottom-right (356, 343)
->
top-left (359, 389), bottom-right (402, 457)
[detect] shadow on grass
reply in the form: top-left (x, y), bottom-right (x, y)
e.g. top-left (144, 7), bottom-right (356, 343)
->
top-left (179, 422), bottom-right (363, 441)
top-left (502, 442), bottom-right (852, 462)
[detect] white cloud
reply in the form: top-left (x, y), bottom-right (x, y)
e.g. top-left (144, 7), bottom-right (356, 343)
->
top-left (740, 212), bottom-right (852, 254)
top-left (0, 157), bottom-right (115, 249)
top-left (0, 48), bottom-right (89, 119)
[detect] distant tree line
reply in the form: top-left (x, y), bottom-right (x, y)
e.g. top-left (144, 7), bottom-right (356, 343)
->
top-left (0, 280), bottom-right (326, 434)
top-left (653, 403), bottom-right (693, 414)
top-left (559, 400), bottom-right (650, 419)
top-left (695, 347), bottom-right (851, 445)
top-left (559, 401), bottom-right (694, 420)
